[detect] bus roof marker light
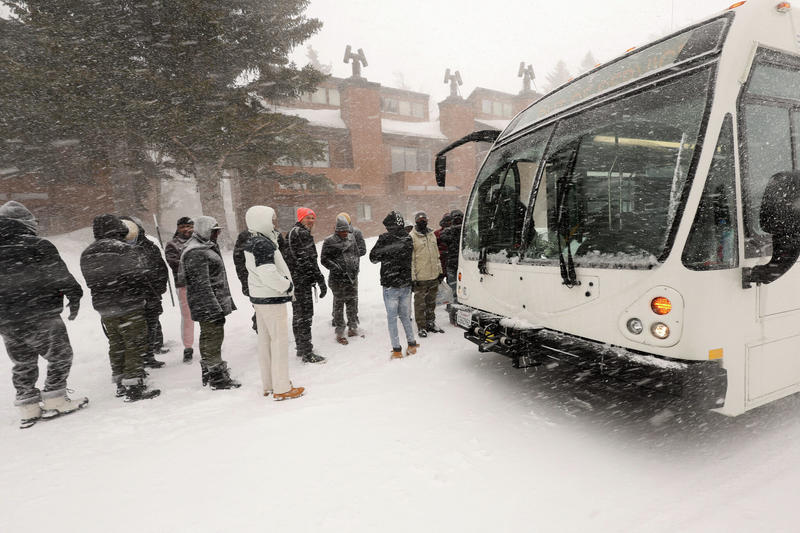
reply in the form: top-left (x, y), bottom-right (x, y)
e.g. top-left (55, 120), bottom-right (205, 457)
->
top-left (777, 2), bottom-right (791, 13)
top-left (651, 297), bottom-right (672, 315)
top-left (728, 1), bottom-right (746, 9)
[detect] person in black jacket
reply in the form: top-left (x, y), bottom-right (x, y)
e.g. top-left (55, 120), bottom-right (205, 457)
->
top-left (321, 213), bottom-right (366, 344)
top-left (165, 216), bottom-right (195, 363)
top-left (439, 209), bottom-right (463, 296)
top-left (284, 207), bottom-right (327, 363)
top-left (81, 214), bottom-right (160, 402)
top-left (0, 201), bottom-right (88, 428)
top-left (121, 216), bottom-right (168, 368)
top-left (369, 211), bottom-right (419, 360)
top-left (178, 216), bottom-right (240, 389)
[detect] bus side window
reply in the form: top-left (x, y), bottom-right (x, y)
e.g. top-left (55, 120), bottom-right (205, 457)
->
top-left (682, 114), bottom-right (738, 270)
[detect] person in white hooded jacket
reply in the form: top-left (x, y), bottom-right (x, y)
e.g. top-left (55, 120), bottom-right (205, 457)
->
top-left (243, 206), bottom-right (305, 401)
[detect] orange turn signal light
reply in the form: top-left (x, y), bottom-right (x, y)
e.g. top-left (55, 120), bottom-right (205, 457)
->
top-left (728, 1), bottom-right (746, 8)
top-left (458, 272), bottom-right (462, 281)
top-left (777, 2), bottom-right (791, 12)
top-left (651, 297), bottom-right (672, 315)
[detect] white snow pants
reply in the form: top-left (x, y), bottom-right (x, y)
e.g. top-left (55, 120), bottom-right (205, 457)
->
top-left (253, 303), bottom-right (291, 395)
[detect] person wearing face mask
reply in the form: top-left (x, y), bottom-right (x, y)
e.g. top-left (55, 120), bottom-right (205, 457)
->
top-left (0, 201), bottom-right (87, 428)
top-left (409, 211), bottom-right (444, 337)
top-left (165, 217), bottom-right (196, 363)
top-left (178, 216), bottom-right (240, 390)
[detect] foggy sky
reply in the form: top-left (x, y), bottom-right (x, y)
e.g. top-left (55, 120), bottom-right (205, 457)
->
top-left (292, 0), bottom-right (734, 110)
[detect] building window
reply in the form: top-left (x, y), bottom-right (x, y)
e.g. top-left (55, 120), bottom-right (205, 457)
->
top-left (328, 88), bottom-right (340, 106)
top-left (275, 141), bottom-right (330, 168)
top-left (398, 100), bottom-right (411, 116)
top-left (382, 97), bottom-right (425, 118)
top-left (381, 97), bottom-right (399, 113)
top-left (357, 203), bottom-right (372, 221)
top-left (299, 87), bottom-right (339, 106)
top-left (391, 146), bottom-right (432, 172)
top-left (412, 102), bottom-right (425, 118)
top-left (482, 99), bottom-right (492, 114)
top-left (337, 183), bottom-right (362, 190)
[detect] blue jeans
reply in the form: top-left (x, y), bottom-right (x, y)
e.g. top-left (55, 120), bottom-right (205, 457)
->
top-left (382, 286), bottom-right (416, 350)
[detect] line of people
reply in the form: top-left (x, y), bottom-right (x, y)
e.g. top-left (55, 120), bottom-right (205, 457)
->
top-left (0, 199), bottom-right (463, 429)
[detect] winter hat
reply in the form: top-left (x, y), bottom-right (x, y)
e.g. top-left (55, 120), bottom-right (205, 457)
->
top-left (337, 212), bottom-right (352, 224)
top-left (450, 209), bottom-right (464, 224)
top-left (177, 216), bottom-right (193, 226)
top-left (382, 210), bottom-right (405, 229)
top-left (335, 214), bottom-right (351, 233)
top-left (296, 207), bottom-right (316, 223)
top-left (0, 200), bottom-right (37, 233)
top-left (92, 214), bottom-right (128, 240)
top-left (414, 211), bottom-right (428, 223)
top-left (193, 216), bottom-right (221, 241)
top-left (439, 213), bottom-right (452, 227)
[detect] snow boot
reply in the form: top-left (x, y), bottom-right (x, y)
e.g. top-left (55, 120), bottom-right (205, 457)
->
top-left (347, 328), bottom-right (360, 337)
top-left (302, 353), bottom-right (327, 364)
top-left (115, 382), bottom-right (126, 398)
top-left (208, 363), bottom-right (241, 390)
top-left (418, 328), bottom-right (428, 338)
top-left (183, 347), bottom-right (193, 364)
top-left (336, 335), bottom-right (349, 345)
top-left (41, 389), bottom-right (89, 419)
top-left (200, 362), bottom-right (209, 386)
top-left (273, 386), bottom-right (305, 401)
top-left (426, 323), bottom-right (444, 334)
top-left (18, 402), bottom-right (42, 429)
top-left (143, 354), bottom-right (165, 369)
top-left (391, 348), bottom-right (403, 360)
top-left (124, 380), bottom-right (161, 402)
top-left (406, 343), bottom-right (419, 356)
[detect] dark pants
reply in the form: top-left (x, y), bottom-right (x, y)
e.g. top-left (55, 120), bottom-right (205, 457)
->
top-left (102, 311), bottom-right (147, 385)
top-left (330, 278), bottom-right (359, 335)
top-left (446, 265), bottom-right (458, 299)
top-left (144, 302), bottom-right (164, 355)
top-left (413, 279), bottom-right (439, 328)
top-left (0, 315), bottom-right (74, 404)
top-left (291, 284), bottom-right (314, 356)
top-left (198, 319), bottom-right (225, 368)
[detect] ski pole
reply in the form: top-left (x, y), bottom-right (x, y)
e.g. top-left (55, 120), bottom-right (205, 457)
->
top-left (153, 214), bottom-right (176, 307)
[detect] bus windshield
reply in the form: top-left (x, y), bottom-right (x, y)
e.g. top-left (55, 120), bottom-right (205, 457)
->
top-left (464, 67), bottom-right (714, 270)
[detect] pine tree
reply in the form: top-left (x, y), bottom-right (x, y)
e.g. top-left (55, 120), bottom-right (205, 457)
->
top-left (579, 51), bottom-right (600, 74)
top-left (0, 1), bottom-right (328, 227)
top-left (544, 60), bottom-right (573, 92)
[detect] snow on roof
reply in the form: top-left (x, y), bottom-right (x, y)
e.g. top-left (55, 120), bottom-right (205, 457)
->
top-left (381, 118), bottom-right (447, 140)
top-left (273, 106), bottom-right (347, 129)
top-left (475, 118), bottom-right (511, 131)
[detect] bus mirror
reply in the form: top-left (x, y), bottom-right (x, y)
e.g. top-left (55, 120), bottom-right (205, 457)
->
top-left (435, 155), bottom-right (447, 187)
top-left (743, 171), bottom-right (800, 288)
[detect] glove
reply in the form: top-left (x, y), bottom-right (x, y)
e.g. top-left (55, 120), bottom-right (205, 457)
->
top-left (438, 273), bottom-right (445, 282)
top-left (318, 280), bottom-right (328, 299)
top-left (67, 303), bottom-right (80, 321)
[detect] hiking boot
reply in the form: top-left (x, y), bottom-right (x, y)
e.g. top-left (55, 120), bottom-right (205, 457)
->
top-left (41, 389), bottom-right (89, 418)
top-left (391, 348), bottom-right (403, 360)
top-left (183, 347), bottom-right (193, 364)
top-left (208, 362), bottom-right (241, 390)
top-left (274, 386), bottom-right (305, 401)
top-left (18, 402), bottom-right (42, 429)
top-left (143, 354), bottom-right (165, 369)
top-left (427, 323), bottom-right (445, 333)
top-left (418, 329), bottom-right (428, 338)
top-left (406, 343), bottom-right (419, 356)
top-left (336, 335), bottom-right (349, 345)
top-left (124, 381), bottom-right (161, 402)
top-left (347, 328), bottom-right (360, 337)
top-left (302, 353), bottom-right (327, 364)
top-left (115, 382), bottom-right (126, 398)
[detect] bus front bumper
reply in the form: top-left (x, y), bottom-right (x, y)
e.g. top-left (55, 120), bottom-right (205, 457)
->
top-left (449, 304), bottom-right (727, 410)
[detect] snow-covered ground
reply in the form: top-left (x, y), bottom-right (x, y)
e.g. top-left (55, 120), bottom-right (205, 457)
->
top-left (2, 229), bottom-right (799, 532)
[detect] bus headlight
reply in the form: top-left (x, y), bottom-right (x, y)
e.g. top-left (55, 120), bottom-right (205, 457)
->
top-left (626, 318), bottom-right (644, 335)
top-left (651, 322), bottom-right (670, 339)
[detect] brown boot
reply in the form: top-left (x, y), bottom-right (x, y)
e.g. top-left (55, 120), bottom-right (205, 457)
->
top-left (406, 343), bottom-right (418, 356)
top-left (391, 348), bottom-right (403, 360)
top-left (336, 335), bottom-right (349, 345)
top-left (274, 386), bottom-right (305, 401)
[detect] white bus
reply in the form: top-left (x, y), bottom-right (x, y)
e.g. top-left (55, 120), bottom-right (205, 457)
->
top-left (436, 0), bottom-right (800, 416)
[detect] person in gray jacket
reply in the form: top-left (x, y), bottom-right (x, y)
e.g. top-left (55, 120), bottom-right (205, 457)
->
top-left (320, 213), bottom-right (366, 344)
top-left (178, 216), bottom-right (240, 390)
top-left (243, 205), bottom-right (304, 401)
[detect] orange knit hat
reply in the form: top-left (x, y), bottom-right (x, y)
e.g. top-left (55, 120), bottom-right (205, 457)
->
top-left (296, 207), bottom-right (316, 222)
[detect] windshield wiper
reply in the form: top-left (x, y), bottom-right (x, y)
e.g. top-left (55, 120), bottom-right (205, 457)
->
top-left (555, 159), bottom-right (580, 288)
